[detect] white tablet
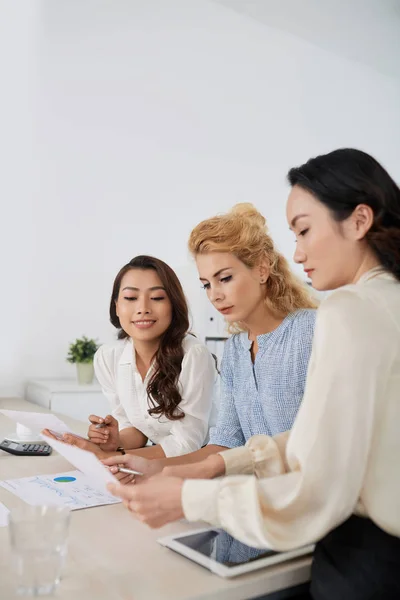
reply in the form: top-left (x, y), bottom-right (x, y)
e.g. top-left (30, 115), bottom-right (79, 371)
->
top-left (158, 527), bottom-right (314, 578)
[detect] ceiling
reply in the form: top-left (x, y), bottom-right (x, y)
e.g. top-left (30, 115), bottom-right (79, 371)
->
top-left (212, 0), bottom-right (400, 80)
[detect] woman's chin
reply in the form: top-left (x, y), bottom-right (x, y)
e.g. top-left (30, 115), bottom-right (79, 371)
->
top-left (129, 328), bottom-right (163, 342)
top-left (308, 276), bottom-right (329, 292)
top-left (223, 313), bottom-right (237, 323)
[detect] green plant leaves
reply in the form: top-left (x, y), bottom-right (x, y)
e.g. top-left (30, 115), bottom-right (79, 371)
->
top-left (67, 335), bottom-right (100, 364)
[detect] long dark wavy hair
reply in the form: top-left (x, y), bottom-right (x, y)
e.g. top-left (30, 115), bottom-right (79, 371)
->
top-left (109, 256), bottom-right (190, 421)
top-left (287, 148), bottom-right (400, 281)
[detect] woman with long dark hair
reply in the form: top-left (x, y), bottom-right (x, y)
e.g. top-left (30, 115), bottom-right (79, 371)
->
top-left (46, 255), bottom-right (216, 459)
top-left (109, 150), bottom-right (400, 599)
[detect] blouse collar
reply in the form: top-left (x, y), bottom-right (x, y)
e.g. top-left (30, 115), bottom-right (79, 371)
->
top-left (119, 337), bottom-right (156, 379)
top-left (357, 266), bottom-right (394, 285)
top-left (119, 337), bottom-right (134, 365)
top-left (240, 311), bottom-right (300, 351)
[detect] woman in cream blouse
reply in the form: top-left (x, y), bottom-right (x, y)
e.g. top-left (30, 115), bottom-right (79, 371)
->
top-left (109, 150), bottom-right (400, 599)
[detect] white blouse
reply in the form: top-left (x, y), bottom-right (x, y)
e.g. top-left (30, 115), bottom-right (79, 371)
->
top-left (182, 269), bottom-right (400, 549)
top-left (94, 334), bottom-right (216, 457)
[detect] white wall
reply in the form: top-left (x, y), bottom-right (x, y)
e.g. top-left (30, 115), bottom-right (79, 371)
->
top-left (0, 2), bottom-right (39, 396)
top-left (1, 0), bottom-right (400, 395)
top-left (214, 0), bottom-right (400, 80)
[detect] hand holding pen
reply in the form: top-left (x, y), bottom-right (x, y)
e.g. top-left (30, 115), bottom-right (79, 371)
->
top-left (102, 454), bottom-right (157, 485)
top-left (117, 467), bottom-right (143, 476)
top-left (87, 414), bottom-right (120, 451)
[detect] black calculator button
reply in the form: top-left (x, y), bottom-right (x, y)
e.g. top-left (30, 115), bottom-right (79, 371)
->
top-left (27, 445), bottom-right (35, 451)
top-left (33, 445), bottom-right (40, 451)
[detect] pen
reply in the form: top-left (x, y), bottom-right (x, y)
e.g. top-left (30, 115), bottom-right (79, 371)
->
top-left (117, 467), bottom-right (143, 476)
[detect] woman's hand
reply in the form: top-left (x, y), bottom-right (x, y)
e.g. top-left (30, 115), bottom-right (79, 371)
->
top-left (42, 429), bottom-right (108, 459)
top-left (102, 454), bottom-right (164, 484)
top-left (107, 475), bottom-right (184, 528)
top-left (87, 414), bottom-right (120, 452)
top-left (161, 454), bottom-right (225, 480)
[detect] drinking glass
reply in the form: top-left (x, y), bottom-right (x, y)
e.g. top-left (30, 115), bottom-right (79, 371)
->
top-left (8, 505), bottom-right (71, 596)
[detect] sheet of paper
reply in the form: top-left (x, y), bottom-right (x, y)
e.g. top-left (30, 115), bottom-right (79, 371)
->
top-left (0, 470), bottom-right (120, 511)
top-left (0, 409), bottom-right (76, 437)
top-left (41, 434), bottom-right (117, 494)
top-left (0, 501), bottom-right (10, 527)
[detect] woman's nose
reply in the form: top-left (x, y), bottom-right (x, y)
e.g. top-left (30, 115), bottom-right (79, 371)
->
top-left (136, 301), bottom-right (150, 314)
top-left (209, 286), bottom-right (223, 303)
top-left (294, 245), bottom-right (307, 264)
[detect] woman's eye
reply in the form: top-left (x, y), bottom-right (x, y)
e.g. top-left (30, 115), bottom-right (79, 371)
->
top-left (220, 275), bottom-right (232, 283)
top-left (151, 297), bottom-right (165, 301)
top-left (299, 228), bottom-right (309, 237)
top-left (124, 297), bottom-right (136, 301)
top-left (201, 283), bottom-right (210, 290)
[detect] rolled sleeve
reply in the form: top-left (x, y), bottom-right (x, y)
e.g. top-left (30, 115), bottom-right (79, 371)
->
top-left (219, 445), bottom-right (254, 475)
top-left (219, 433), bottom-right (287, 477)
top-left (208, 427), bottom-right (245, 449)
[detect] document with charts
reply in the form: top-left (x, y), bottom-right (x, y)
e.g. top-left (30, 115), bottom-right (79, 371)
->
top-left (0, 470), bottom-right (121, 510)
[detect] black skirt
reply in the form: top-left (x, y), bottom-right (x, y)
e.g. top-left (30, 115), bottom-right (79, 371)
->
top-left (310, 515), bottom-right (400, 600)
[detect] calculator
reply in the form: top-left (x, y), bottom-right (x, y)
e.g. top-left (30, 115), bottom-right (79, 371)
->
top-left (0, 439), bottom-right (52, 456)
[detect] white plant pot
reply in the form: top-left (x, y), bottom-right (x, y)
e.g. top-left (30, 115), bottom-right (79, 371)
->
top-left (76, 362), bottom-right (94, 385)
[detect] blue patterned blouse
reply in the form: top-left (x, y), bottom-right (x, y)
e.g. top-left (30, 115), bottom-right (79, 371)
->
top-left (209, 309), bottom-right (316, 447)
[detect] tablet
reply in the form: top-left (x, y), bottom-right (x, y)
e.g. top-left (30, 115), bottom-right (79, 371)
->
top-left (158, 527), bottom-right (314, 578)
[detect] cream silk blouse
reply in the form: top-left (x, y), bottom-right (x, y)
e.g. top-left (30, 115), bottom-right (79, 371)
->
top-left (182, 269), bottom-right (400, 550)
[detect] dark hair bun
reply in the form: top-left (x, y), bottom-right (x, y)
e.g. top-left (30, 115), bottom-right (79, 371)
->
top-left (367, 226), bottom-right (400, 280)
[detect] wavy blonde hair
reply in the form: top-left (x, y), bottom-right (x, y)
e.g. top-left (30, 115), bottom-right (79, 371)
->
top-left (188, 203), bottom-right (318, 331)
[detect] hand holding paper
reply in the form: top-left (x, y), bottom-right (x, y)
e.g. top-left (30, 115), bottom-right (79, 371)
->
top-left (41, 434), bottom-right (118, 494)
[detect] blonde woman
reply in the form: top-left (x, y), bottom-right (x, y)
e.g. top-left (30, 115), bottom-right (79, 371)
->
top-left (104, 204), bottom-right (317, 482)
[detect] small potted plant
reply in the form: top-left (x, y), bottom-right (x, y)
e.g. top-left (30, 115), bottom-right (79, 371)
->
top-left (67, 336), bottom-right (100, 384)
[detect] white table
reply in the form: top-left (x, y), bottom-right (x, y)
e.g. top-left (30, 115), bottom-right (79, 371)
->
top-left (0, 398), bottom-right (311, 600)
